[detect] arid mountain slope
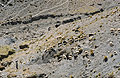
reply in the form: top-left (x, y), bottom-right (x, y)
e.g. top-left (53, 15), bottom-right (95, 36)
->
top-left (0, 0), bottom-right (120, 78)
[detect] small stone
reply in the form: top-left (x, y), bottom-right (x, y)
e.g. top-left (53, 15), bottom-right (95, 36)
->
top-left (98, 73), bottom-right (101, 76)
top-left (114, 51), bottom-right (117, 55)
top-left (89, 33), bottom-right (94, 37)
top-left (0, 65), bottom-right (5, 71)
top-left (63, 40), bottom-right (67, 45)
top-left (100, 25), bottom-right (102, 28)
top-left (103, 56), bottom-right (108, 62)
top-left (110, 28), bottom-right (116, 33)
top-left (118, 67), bottom-right (120, 70)
top-left (89, 36), bottom-right (94, 41)
top-left (78, 48), bottom-right (83, 54)
top-left (68, 55), bottom-right (72, 60)
top-left (48, 27), bottom-right (51, 31)
top-left (88, 59), bottom-right (91, 64)
top-left (117, 28), bottom-right (120, 32)
top-left (94, 45), bottom-right (99, 49)
top-left (19, 44), bottom-right (29, 49)
top-left (62, 54), bottom-right (66, 59)
top-left (70, 75), bottom-right (74, 78)
top-left (69, 38), bottom-right (74, 45)
top-left (74, 55), bottom-right (78, 60)
top-left (73, 50), bottom-right (78, 59)
top-left (55, 23), bottom-right (60, 28)
top-left (109, 42), bottom-right (114, 47)
top-left (58, 43), bottom-right (62, 47)
top-left (85, 51), bottom-right (88, 54)
top-left (107, 51), bottom-right (110, 53)
top-left (110, 54), bottom-right (113, 57)
top-left (90, 49), bottom-right (94, 56)
top-left (75, 50), bottom-right (79, 54)
top-left (16, 60), bottom-right (18, 69)
top-left (84, 51), bottom-right (89, 57)
top-left (112, 58), bottom-right (115, 61)
top-left (75, 29), bottom-right (80, 34)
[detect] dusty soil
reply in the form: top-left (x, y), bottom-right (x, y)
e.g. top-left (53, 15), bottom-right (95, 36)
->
top-left (0, 0), bottom-right (120, 78)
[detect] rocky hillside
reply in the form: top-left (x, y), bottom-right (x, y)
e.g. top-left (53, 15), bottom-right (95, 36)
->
top-left (0, 0), bottom-right (120, 78)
